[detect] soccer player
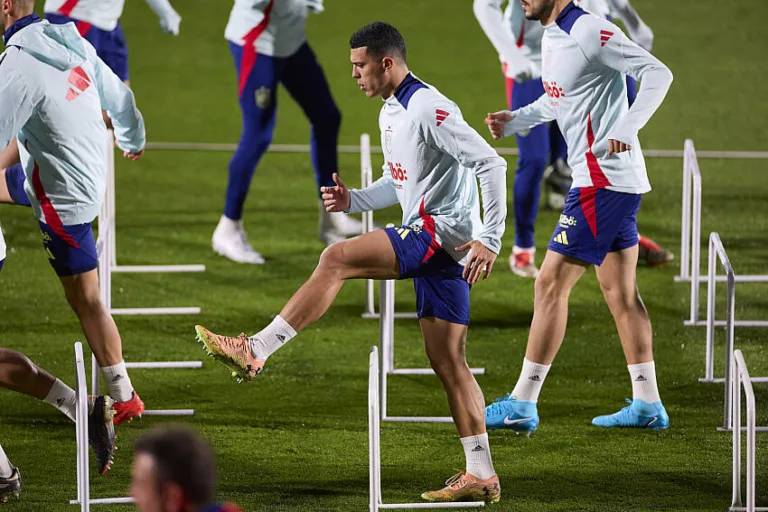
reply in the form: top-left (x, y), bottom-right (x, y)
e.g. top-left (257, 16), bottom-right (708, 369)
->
top-left (212, 0), bottom-right (363, 264)
top-left (43, 0), bottom-right (181, 85)
top-left (131, 427), bottom-right (244, 512)
top-left (195, 21), bottom-right (508, 504)
top-left (0, 0), bottom-right (147, 425)
top-left (483, 0), bottom-right (673, 432)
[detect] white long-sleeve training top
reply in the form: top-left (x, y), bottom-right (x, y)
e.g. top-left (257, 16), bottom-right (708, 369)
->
top-left (348, 73), bottom-right (508, 265)
top-left (502, 2), bottom-right (672, 194)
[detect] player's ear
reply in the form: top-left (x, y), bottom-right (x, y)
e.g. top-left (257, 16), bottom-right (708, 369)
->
top-left (381, 56), bottom-right (394, 72)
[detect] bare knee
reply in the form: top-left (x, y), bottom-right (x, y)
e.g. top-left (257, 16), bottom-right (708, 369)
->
top-left (425, 347), bottom-right (467, 382)
top-left (534, 270), bottom-right (568, 305)
top-left (64, 284), bottom-right (103, 317)
top-left (600, 281), bottom-right (643, 313)
top-left (316, 241), bottom-right (350, 279)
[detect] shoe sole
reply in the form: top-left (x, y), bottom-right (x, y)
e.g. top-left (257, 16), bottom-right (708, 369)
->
top-left (421, 489), bottom-right (501, 504)
top-left (194, 326), bottom-right (257, 383)
top-left (212, 245), bottom-right (265, 265)
top-left (89, 396), bottom-right (116, 475)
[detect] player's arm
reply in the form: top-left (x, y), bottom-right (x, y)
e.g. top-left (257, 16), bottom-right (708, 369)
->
top-left (606, 0), bottom-right (653, 51)
top-left (0, 67), bottom-right (38, 151)
top-left (485, 92), bottom-right (556, 140)
top-left (472, 0), bottom-right (537, 82)
top-left (417, 99), bottom-right (507, 258)
top-left (144, 0), bottom-right (181, 35)
top-left (573, 17), bottom-right (672, 150)
top-left (347, 165), bottom-right (398, 213)
top-left (88, 46), bottom-right (146, 155)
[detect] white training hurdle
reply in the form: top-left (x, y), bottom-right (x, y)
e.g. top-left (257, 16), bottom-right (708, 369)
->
top-left (93, 134), bottom-right (201, 416)
top-left (103, 131), bottom-right (203, 316)
top-left (675, 139), bottom-right (768, 326)
top-left (368, 346), bottom-right (485, 510)
top-left (360, 134), bottom-right (419, 321)
top-left (697, 233), bottom-right (768, 431)
top-left (379, 279), bottom-right (485, 423)
top-left (71, 342), bottom-right (135, 509)
top-left (729, 350), bottom-right (767, 512)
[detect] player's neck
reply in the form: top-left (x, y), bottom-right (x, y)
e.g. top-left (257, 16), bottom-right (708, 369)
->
top-left (541, 0), bottom-right (572, 26)
top-left (382, 66), bottom-right (411, 100)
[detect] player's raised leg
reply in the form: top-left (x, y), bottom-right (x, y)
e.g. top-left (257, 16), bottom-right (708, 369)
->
top-left (486, 250), bottom-right (586, 432)
top-left (419, 315), bottom-right (500, 504)
top-left (196, 227), bottom-right (399, 382)
top-left (591, 246), bottom-right (668, 429)
top-left (212, 42), bottom-right (279, 264)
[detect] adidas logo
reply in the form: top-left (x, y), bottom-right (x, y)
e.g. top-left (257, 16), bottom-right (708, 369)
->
top-left (600, 30), bottom-right (614, 47)
top-left (56, 398), bottom-right (66, 407)
top-left (111, 374), bottom-right (124, 383)
top-left (635, 375), bottom-right (647, 382)
top-left (553, 231), bottom-right (569, 245)
top-left (435, 108), bottom-right (450, 127)
top-left (65, 66), bottom-right (92, 101)
top-left (528, 375), bottom-right (541, 382)
top-left (276, 334), bottom-right (286, 343)
top-left (471, 445), bottom-right (485, 452)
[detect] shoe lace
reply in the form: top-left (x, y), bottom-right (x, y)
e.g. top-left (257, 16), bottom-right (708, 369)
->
top-left (487, 393), bottom-right (513, 415)
top-left (220, 333), bottom-right (249, 355)
top-left (444, 471), bottom-right (468, 490)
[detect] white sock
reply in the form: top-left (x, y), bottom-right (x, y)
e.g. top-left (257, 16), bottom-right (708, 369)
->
top-left (43, 379), bottom-right (77, 423)
top-left (628, 361), bottom-right (661, 403)
top-left (249, 315), bottom-right (297, 360)
top-left (0, 444), bottom-right (13, 478)
top-left (461, 433), bottom-right (495, 480)
top-left (100, 361), bottom-right (134, 402)
top-left (511, 358), bottom-right (551, 403)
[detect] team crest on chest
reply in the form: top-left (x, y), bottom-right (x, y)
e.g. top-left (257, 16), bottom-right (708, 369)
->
top-left (385, 128), bottom-right (393, 155)
top-left (255, 86), bottom-right (272, 109)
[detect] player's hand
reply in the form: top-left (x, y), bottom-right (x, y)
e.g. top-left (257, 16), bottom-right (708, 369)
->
top-left (484, 111), bottom-right (514, 140)
top-left (608, 139), bottom-right (632, 155)
top-left (159, 10), bottom-right (181, 35)
top-left (321, 173), bottom-right (350, 212)
top-left (123, 149), bottom-right (144, 161)
top-left (456, 240), bottom-right (497, 285)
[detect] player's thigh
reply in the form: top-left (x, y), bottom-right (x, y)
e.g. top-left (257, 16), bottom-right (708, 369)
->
top-left (39, 221), bottom-right (99, 297)
top-left (321, 229), bottom-right (399, 280)
top-left (420, 315), bottom-right (469, 366)
top-left (280, 43), bottom-right (339, 124)
top-left (99, 24), bottom-right (130, 82)
top-left (595, 245), bottom-right (640, 301)
top-left (230, 42), bottom-right (280, 119)
top-left (537, 249), bottom-right (588, 294)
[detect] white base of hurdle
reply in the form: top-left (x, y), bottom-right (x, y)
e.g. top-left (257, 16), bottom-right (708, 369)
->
top-left (379, 280), bottom-right (484, 423)
top-left (111, 307), bottom-right (201, 316)
top-left (369, 346), bottom-right (485, 510)
top-left (72, 342), bottom-right (135, 509)
top-left (112, 264), bottom-right (206, 273)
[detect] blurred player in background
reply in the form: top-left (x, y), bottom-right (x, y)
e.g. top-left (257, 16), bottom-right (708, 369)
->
top-left (131, 427), bottom-right (243, 512)
top-left (213, 0), bottom-right (362, 264)
top-left (0, 0), bottom-right (146, 425)
top-left (483, 0), bottom-right (673, 432)
top-left (44, 0), bottom-right (181, 85)
top-left (196, 21), bottom-right (508, 504)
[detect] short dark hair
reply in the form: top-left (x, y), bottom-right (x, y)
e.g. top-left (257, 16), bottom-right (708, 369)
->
top-left (134, 427), bottom-right (217, 505)
top-left (349, 22), bottom-right (406, 62)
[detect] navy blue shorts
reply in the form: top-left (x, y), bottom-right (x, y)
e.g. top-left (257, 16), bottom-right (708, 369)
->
top-left (385, 225), bottom-right (470, 325)
top-left (0, 259), bottom-right (4, 273)
top-left (39, 221), bottom-right (98, 277)
top-left (548, 187), bottom-right (641, 266)
top-left (5, 164), bottom-right (31, 206)
top-left (46, 14), bottom-right (129, 81)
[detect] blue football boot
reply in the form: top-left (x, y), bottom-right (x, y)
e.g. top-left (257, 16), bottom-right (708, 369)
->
top-left (485, 394), bottom-right (539, 433)
top-left (592, 398), bottom-right (669, 430)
